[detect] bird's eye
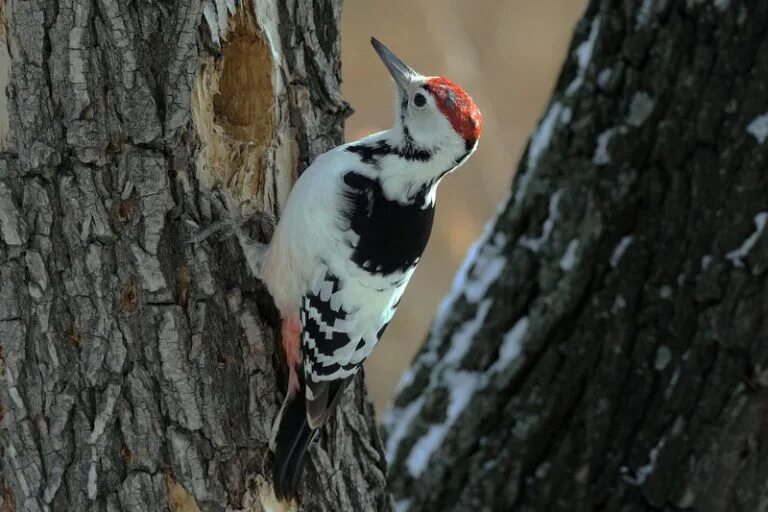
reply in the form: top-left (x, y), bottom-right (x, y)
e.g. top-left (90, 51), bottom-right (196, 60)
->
top-left (413, 92), bottom-right (427, 108)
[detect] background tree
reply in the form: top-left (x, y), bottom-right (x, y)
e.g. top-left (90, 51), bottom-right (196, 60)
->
top-left (387, 1), bottom-right (768, 511)
top-left (0, 0), bottom-right (393, 510)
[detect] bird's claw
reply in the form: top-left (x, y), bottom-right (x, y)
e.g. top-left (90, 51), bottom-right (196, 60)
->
top-left (184, 188), bottom-right (276, 246)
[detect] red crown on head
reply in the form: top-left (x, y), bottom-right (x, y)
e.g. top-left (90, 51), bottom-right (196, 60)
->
top-left (425, 77), bottom-right (483, 143)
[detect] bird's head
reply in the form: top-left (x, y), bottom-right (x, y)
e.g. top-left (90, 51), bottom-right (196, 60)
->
top-left (371, 37), bottom-right (482, 155)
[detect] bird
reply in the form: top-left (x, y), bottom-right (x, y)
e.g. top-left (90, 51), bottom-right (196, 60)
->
top-left (260, 36), bottom-right (482, 503)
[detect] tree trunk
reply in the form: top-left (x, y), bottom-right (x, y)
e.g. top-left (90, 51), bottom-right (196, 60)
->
top-left (386, 1), bottom-right (768, 511)
top-left (0, 1), bottom-right (393, 511)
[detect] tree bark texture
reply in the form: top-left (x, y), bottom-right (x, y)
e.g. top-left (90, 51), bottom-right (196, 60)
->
top-left (0, 0), bottom-right (393, 511)
top-left (386, 1), bottom-right (768, 511)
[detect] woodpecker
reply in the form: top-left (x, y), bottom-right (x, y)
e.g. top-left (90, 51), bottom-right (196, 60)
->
top-left (261, 37), bottom-right (482, 502)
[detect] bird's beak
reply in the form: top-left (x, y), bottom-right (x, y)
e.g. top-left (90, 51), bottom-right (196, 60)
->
top-left (371, 37), bottom-right (419, 92)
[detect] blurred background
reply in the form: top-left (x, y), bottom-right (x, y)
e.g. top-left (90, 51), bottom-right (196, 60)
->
top-left (341, 0), bottom-right (587, 412)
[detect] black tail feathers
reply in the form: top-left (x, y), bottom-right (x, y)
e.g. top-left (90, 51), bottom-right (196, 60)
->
top-left (273, 391), bottom-right (317, 501)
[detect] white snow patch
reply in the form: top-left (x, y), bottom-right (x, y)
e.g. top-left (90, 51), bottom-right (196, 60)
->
top-left (406, 371), bottom-right (482, 476)
top-left (439, 242), bottom-right (483, 317)
top-left (622, 436), bottom-right (667, 486)
top-left (747, 113), bottom-right (768, 144)
top-left (394, 366), bottom-right (417, 396)
top-left (464, 255), bottom-right (506, 304)
top-left (516, 101), bottom-right (567, 204)
top-left (659, 285), bottom-right (673, 299)
top-left (491, 317), bottom-right (529, 372)
top-left (593, 128), bottom-right (617, 165)
top-left (560, 107), bottom-right (572, 124)
top-left (654, 346), bottom-right (671, 371)
top-left (610, 236), bottom-right (634, 268)
top-left (726, 212), bottom-right (768, 267)
top-left (713, 0), bottom-right (730, 11)
top-left (559, 239), bottom-right (580, 271)
top-left (526, 103), bottom-right (563, 174)
top-left (701, 255), bottom-right (713, 270)
top-left (627, 92), bottom-right (655, 127)
top-left (566, 15), bottom-right (601, 96)
top-left (636, 0), bottom-right (654, 27)
top-left (444, 300), bottom-right (493, 365)
top-left (597, 68), bottom-right (613, 90)
top-left (437, 219), bottom-right (508, 324)
top-left (520, 190), bottom-right (562, 252)
top-left (390, 300), bottom-right (493, 460)
top-left (395, 499), bottom-right (412, 512)
top-left (385, 396), bottom-right (426, 462)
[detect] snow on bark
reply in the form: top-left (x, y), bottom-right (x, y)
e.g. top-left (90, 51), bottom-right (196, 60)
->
top-left (621, 436), bottom-right (667, 486)
top-left (746, 113), bottom-right (768, 144)
top-left (387, 2), bottom-right (768, 511)
top-left (387, 300), bottom-right (492, 469)
top-left (515, 103), bottom-right (564, 204)
top-left (559, 239), bottom-right (580, 271)
top-left (489, 316), bottom-right (529, 372)
top-left (593, 127), bottom-right (618, 165)
top-left (565, 15), bottom-right (600, 96)
top-left (725, 212), bottom-right (768, 267)
top-left (519, 190), bottom-right (562, 252)
top-left (610, 235), bottom-right (634, 268)
top-left (626, 92), bottom-right (655, 127)
top-left (636, 0), bottom-right (655, 28)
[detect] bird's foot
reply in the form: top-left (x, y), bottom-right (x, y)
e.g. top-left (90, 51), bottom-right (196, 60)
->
top-left (184, 188), bottom-right (276, 275)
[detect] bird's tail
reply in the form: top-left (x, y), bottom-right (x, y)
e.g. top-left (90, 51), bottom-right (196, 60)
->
top-left (272, 390), bottom-right (317, 502)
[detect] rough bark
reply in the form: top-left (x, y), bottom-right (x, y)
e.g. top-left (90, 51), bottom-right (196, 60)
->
top-left (0, 1), bottom-right (393, 511)
top-left (387, 1), bottom-right (768, 511)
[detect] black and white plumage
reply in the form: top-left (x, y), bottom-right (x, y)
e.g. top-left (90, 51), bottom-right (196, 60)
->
top-left (261, 37), bottom-right (482, 502)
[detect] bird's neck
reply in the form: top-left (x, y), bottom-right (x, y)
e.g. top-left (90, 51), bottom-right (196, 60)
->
top-left (346, 126), bottom-right (473, 205)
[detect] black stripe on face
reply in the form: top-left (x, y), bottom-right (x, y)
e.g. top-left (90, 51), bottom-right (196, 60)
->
top-left (341, 172), bottom-right (435, 275)
top-left (400, 126), bottom-right (433, 161)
